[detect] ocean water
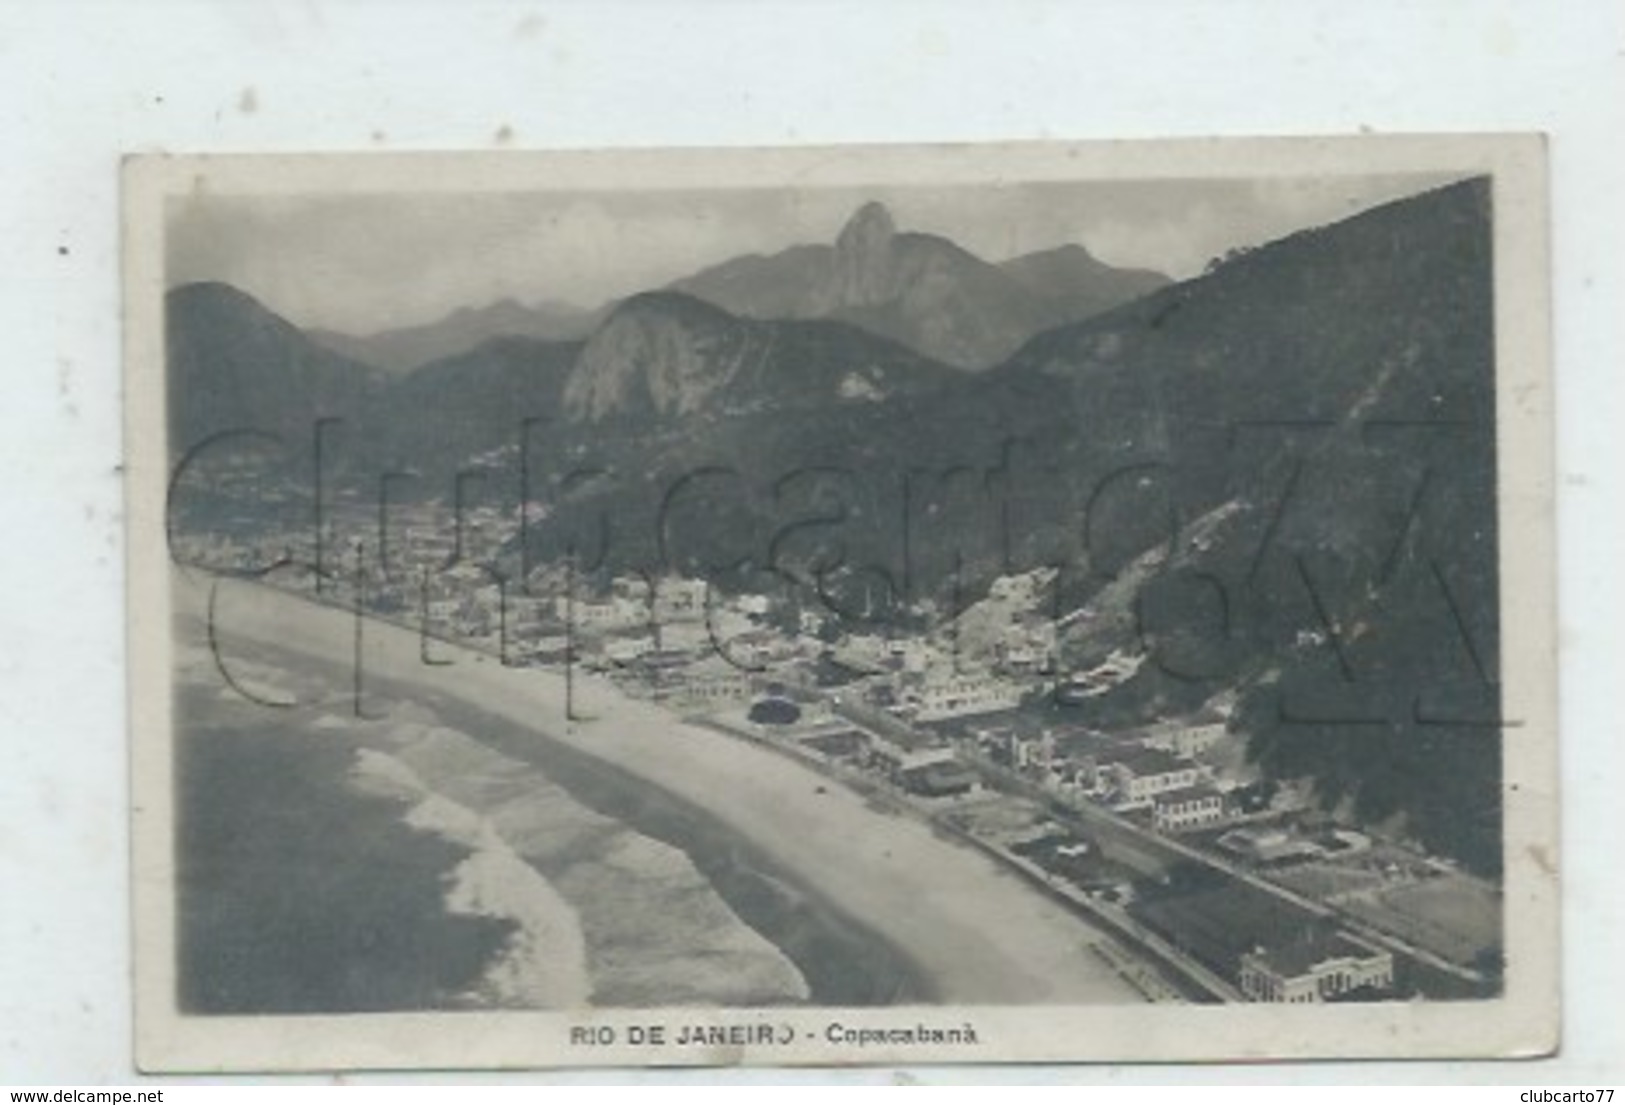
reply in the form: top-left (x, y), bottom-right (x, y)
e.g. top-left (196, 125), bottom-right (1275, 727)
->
top-left (172, 638), bottom-right (924, 1012)
top-left (174, 682), bottom-right (514, 1013)
top-left (350, 720), bottom-right (810, 1007)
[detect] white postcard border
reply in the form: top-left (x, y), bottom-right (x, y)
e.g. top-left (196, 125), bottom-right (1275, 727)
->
top-left (123, 135), bottom-right (1557, 1072)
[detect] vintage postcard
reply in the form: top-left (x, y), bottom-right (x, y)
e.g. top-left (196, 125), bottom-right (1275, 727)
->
top-left (124, 137), bottom-right (1557, 1071)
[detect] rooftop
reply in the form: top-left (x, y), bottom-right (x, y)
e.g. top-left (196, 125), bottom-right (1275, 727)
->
top-left (1247, 929), bottom-right (1387, 979)
top-left (901, 759), bottom-right (981, 789)
top-left (1218, 825), bottom-right (1322, 863)
top-left (1103, 745), bottom-right (1194, 777)
top-left (1152, 784), bottom-right (1224, 807)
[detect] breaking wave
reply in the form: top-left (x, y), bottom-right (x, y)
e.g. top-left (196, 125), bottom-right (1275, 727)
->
top-left (344, 719), bottom-right (810, 1008)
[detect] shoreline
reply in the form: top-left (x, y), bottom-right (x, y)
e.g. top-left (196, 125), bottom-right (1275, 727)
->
top-left (172, 683), bottom-right (524, 1014)
top-left (182, 568), bottom-right (1146, 1006)
top-left (378, 674), bottom-right (936, 1006)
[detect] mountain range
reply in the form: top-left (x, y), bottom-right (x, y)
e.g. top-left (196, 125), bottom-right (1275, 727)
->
top-left (561, 290), bottom-right (953, 423)
top-left (167, 281), bottom-right (382, 449)
top-left (165, 178), bottom-right (1503, 874)
top-left (299, 202), bottom-right (1169, 374)
top-left (165, 281), bottom-right (960, 465)
top-left (671, 201), bottom-right (1170, 369)
top-left (307, 298), bottom-right (605, 375)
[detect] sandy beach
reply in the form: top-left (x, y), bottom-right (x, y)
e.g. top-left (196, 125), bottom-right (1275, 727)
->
top-left (180, 568), bottom-right (1144, 1006)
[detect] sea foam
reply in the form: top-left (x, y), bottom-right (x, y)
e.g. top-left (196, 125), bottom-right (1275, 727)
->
top-left (349, 720), bottom-right (810, 1008)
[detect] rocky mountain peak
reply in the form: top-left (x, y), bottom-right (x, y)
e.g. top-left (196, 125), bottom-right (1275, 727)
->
top-left (836, 201), bottom-right (897, 254)
top-left (562, 292), bottom-right (759, 421)
top-left (833, 202), bottom-right (899, 305)
top-left (669, 200), bottom-right (1172, 370)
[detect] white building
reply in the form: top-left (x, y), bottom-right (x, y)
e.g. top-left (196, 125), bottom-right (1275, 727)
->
top-left (833, 634), bottom-right (895, 673)
top-left (906, 671), bottom-right (1023, 722)
top-left (555, 593), bottom-right (648, 632)
top-left (733, 593), bottom-right (771, 618)
top-left (1151, 785), bottom-right (1226, 833)
top-left (652, 659), bottom-right (754, 712)
top-left (1239, 931), bottom-right (1394, 1003)
top-left (998, 619), bottom-right (1057, 673)
top-left (1217, 825), bottom-right (1324, 866)
top-left (1100, 746), bottom-right (1204, 806)
top-left (1142, 721), bottom-right (1229, 759)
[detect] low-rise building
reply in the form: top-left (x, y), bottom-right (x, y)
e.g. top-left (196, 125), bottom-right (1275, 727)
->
top-left (966, 722), bottom-right (1048, 770)
top-left (899, 758), bottom-right (981, 798)
top-left (1142, 720), bottom-right (1229, 759)
top-left (1151, 784), bottom-right (1226, 832)
top-left (652, 577), bottom-right (708, 623)
top-left (869, 742), bottom-right (949, 779)
top-left (997, 618), bottom-right (1057, 674)
top-left (719, 627), bottom-right (794, 668)
top-left (1100, 746), bottom-right (1204, 806)
top-left (651, 658), bottom-right (754, 712)
top-left (904, 671), bottom-right (1023, 722)
top-left (555, 593), bottom-right (648, 632)
top-left (1217, 825), bottom-right (1324, 866)
top-left (832, 634), bottom-right (894, 675)
top-left (1239, 930), bottom-right (1394, 1002)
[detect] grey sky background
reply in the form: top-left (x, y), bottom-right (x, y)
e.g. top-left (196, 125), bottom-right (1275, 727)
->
top-left (167, 172), bottom-right (1464, 336)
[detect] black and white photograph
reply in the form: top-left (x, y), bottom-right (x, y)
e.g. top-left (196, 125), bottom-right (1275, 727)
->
top-left (122, 138), bottom-right (1557, 1070)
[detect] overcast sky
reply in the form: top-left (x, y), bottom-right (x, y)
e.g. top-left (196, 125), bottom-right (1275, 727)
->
top-left (167, 172), bottom-right (1465, 336)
